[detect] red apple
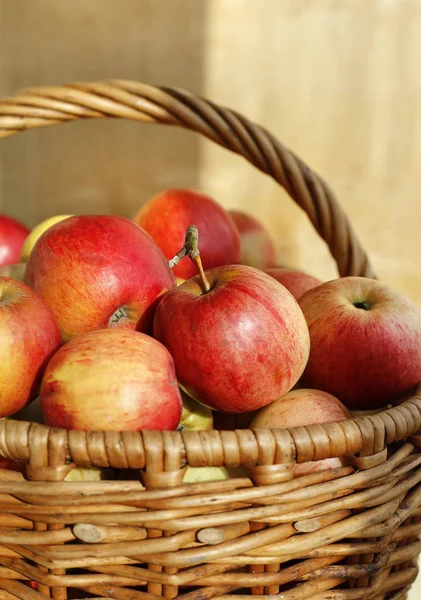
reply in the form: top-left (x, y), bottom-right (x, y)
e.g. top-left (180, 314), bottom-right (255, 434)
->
top-left (40, 328), bottom-right (182, 431)
top-left (179, 390), bottom-right (213, 431)
top-left (153, 264), bottom-right (310, 413)
top-left (299, 276), bottom-right (421, 410)
top-left (229, 209), bottom-right (276, 269)
top-left (265, 267), bottom-right (322, 300)
top-left (133, 189), bottom-right (241, 279)
top-left (0, 276), bottom-right (62, 417)
top-left (24, 215), bottom-right (175, 341)
top-left (23, 582), bottom-right (37, 590)
top-left (0, 215), bottom-right (29, 267)
top-left (250, 388), bottom-right (350, 475)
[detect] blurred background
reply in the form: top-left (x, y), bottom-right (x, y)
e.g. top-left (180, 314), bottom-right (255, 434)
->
top-left (0, 0), bottom-right (420, 304)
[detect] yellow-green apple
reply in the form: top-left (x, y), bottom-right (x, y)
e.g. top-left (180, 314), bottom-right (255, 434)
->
top-left (64, 466), bottom-right (114, 481)
top-left (154, 263), bottom-right (310, 413)
top-left (250, 388), bottom-right (350, 476)
top-left (265, 267), bottom-right (322, 301)
top-left (0, 215), bottom-right (29, 267)
top-left (183, 466), bottom-right (230, 483)
top-left (24, 215), bottom-right (175, 341)
top-left (40, 328), bottom-right (182, 431)
top-left (133, 189), bottom-right (241, 279)
top-left (299, 277), bottom-right (421, 410)
top-left (0, 262), bottom-right (25, 282)
top-left (20, 214), bottom-right (73, 262)
top-left (0, 276), bottom-right (61, 417)
top-left (229, 209), bottom-right (276, 269)
top-left (179, 390), bottom-right (213, 431)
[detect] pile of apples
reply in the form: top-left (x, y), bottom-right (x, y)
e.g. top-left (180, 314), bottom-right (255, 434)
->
top-left (2, 188), bottom-right (421, 479)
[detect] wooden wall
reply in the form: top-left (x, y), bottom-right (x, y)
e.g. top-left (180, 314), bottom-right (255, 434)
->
top-left (1, 0), bottom-right (421, 305)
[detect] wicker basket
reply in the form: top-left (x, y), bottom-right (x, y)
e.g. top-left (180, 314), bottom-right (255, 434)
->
top-left (0, 80), bottom-right (421, 600)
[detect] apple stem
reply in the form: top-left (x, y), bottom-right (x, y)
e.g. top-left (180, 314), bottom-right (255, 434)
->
top-left (168, 225), bottom-right (211, 293)
top-left (168, 247), bottom-right (187, 269)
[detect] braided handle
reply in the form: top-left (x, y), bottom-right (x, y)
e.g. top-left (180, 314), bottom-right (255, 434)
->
top-left (0, 79), bottom-right (375, 278)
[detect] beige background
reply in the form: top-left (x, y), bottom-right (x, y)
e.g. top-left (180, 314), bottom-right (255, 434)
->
top-left (0, 1), bottom-right (420, 596)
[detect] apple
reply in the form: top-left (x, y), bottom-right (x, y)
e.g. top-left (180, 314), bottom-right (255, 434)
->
top-left (64, 466), bottom-right (114, 481)
top-left (229, 209), bottom-right (276, 269)
top-left (299, 276), bottom-right (421, 410)
top-left (23, 582), bottom-right (37, 591)
top-left (40, 328), bottom-right (182, 431)
top-left (0, 262), bottom-right (25, 282)
top-left (24, 215), bottom-right (175, 342)
top-left (0, 277), bottom-right (62, 417)
top-left (153, 235), bottom-right (310, 413)
top-left (250, 388), bottom-right (351, 475)
top-left (20, 214), bottom-right (73, 262)
top-left (183, 466), bottom-right (230, 483)
top-left (0, 214), bottom-right (29, 267)
top-left (265, 267), bottom-right (322, 301)
top-left (133, 189), bottom-right (241, 280)
top-left (179, 390), bottom-right (213, 431)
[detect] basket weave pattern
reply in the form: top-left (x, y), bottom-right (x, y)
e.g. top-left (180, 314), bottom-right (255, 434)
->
top-left (0, 80), bottom-right (420, 600)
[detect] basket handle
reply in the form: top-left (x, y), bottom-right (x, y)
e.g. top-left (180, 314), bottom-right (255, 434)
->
top-left (0, 79), bottom-right (375, 278)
